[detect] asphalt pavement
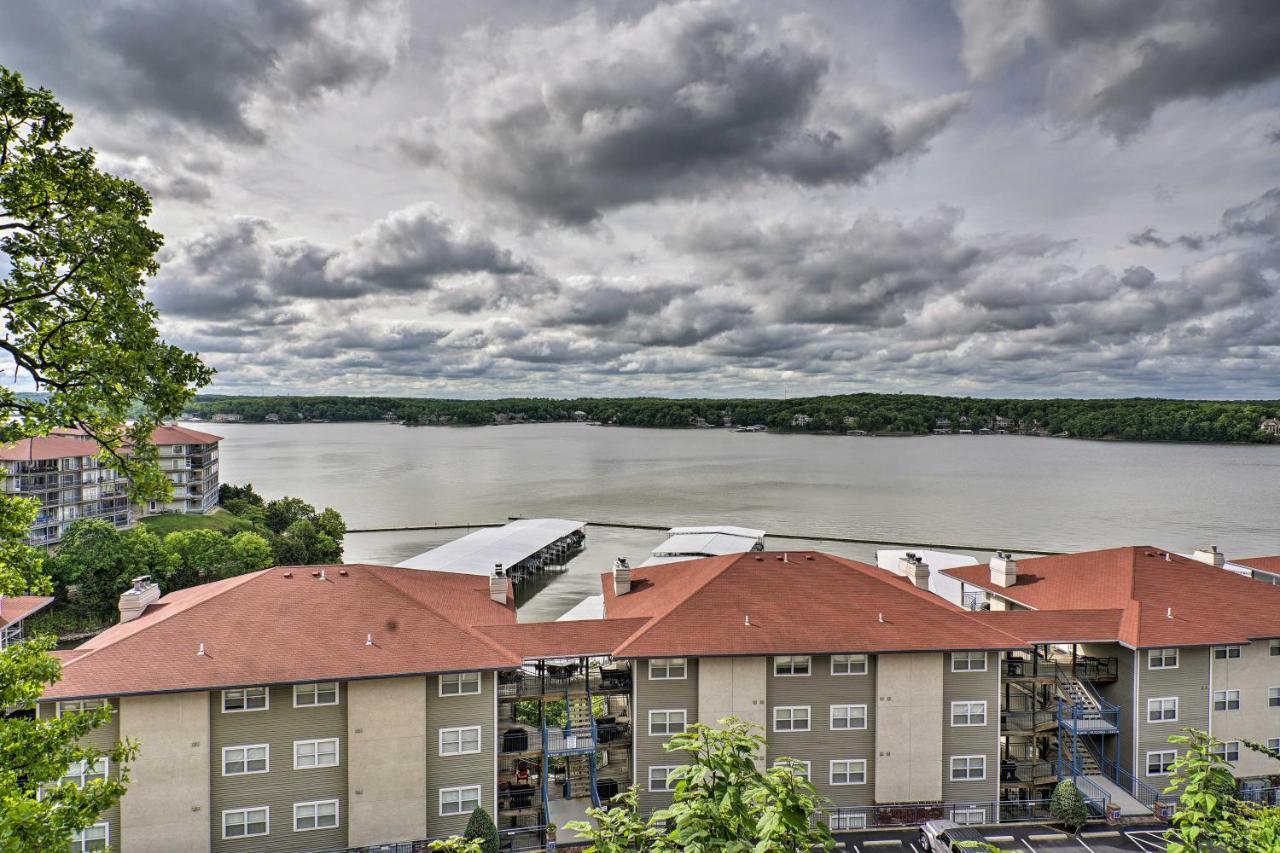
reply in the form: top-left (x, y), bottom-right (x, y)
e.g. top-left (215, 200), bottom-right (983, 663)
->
top-left (836, 822), bottom-right (1171, 852)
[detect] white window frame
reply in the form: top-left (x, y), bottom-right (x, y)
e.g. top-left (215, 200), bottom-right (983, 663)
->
top-left (1147, 697), bottom-right (1179, 722)
top-left (830, 654), bottom-right (868, 675)
top-left (773, 705), bottom-right (811, 733)
top-left (829, 812), bottom-right (866, 831)
top-left (439, 725), bottom-right (482, 756)
top-left (293, 682), bottom-right (339, 707)
top-left (954, 808), bottom-right (987, 825)
top-left (1214, 646), bottom-right (1242, 660)
top-left (829, 759), bottom-right (867, 785)
top-left (293, 798), bottom-right (340, 832)
top-left (648, 658), bottom-right (687, 680)
top-left (1148, 648), bottom-right (1179, 669)
top-left (1271, 639), bottom-right (1280, 656)
top-left (1269, 687), bottom-right (1280, 707)
top-left (55, 699), bottom-right (107, 717)
top-left (439, 785), bottom-right (481, 816)
top-left (1214, 689), bottom-right (1241, 711)
top-left (648, 709), bottom-right (687, 736)
top-left (1146, 750), bottom-right (1177, 776)
top-left (222, 687), bottom-right (269, 713)
top-left (293, 737), bottom-right (340, 769)
top-left (950, 701), bottom-right (987, 727)
top-left (439, 672), bottom-right (482, 696)
top-left (773, 656), bottom-right (811, 677)
top-left (1268, 737), bottom-right (1280, 752)
top-left (222, 806), bottom-right (270, 839)
top-left (222, 744), bottom-right (269, 776)
top-left (773, 758), bottom-right (811, 779)
top-left (69, 822), bottom-right (110, 852)
top-left (648, 765), bottom-right (679, 792)
top-left (1211, 741), bottom-right (1241, 762)
top-left (951, 652), bottom-right (988, 672)
top-left (830, 704), bottom-right (868, 731)
top-left (950, 755), bottom-right (986, 781)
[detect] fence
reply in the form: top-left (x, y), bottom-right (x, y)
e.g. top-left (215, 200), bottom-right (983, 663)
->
top-left (822, 796), bottom-right (1107, 831)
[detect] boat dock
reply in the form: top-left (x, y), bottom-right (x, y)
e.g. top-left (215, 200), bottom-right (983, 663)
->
top-left (639, 525), bottom-right (766, 566)
top-left (395, 518), bottom-right (586, 581)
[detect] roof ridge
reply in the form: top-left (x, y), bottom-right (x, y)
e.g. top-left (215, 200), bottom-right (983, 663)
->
top-left (611, 553), bottom-right (742, 656)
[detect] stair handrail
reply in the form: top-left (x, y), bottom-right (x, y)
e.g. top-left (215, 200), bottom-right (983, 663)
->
top-left (1082, 739), bottom-right (1164, 809)
top-left (540, 727), bottom-right (551, 827)
top-left (1064, 760), bottom-right (1113, 813)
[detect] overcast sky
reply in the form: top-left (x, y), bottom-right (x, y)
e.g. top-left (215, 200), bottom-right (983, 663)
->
top-left (3, 0), bottom-right (1279, 399)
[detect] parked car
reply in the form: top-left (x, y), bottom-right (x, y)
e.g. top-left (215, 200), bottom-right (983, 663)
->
top-left (919, 819), bottom-right (987, 852)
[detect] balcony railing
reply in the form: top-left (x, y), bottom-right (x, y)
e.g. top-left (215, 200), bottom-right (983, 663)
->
top-left (823, 795), bottom-right (1108, 830)
top-left (543, 724), bottom-right (597, 756)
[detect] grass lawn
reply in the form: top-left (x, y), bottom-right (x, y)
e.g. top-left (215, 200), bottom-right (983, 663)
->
top-left (140, 507), bottom-right (254, 535)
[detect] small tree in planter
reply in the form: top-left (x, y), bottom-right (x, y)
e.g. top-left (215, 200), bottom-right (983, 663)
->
top-left (1050, 779), bottom-right (1089, 833)
top-left (464, 806), bottom-right (500, 853)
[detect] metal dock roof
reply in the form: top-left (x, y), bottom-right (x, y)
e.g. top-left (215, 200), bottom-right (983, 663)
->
top-left (395, 518), bottom-right (585, 575)
top-left (639, 525), bottom-right (767, 567)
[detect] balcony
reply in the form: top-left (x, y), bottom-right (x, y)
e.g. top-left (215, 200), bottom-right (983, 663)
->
top-left (543, 724), bottom-right (597, 756)
top-left (497, 662), bottom-right (631, 701)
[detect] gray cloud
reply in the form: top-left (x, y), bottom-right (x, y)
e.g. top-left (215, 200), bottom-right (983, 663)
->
top-left (402, 0), bottom-right (967, 224)
top-left (954, 0), bottom-right (1280, 139)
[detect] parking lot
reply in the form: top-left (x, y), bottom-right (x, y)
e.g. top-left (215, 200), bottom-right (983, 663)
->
top-left (837, 823), bottom-right (1171, 852)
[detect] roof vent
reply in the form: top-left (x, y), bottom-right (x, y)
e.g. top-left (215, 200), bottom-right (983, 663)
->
top-left (744, 613), bottom-right (751, 627)
top-left (1166, 607), bottom-right (1173, 619)
top-left (878, 612), bottom-right (885, 623)
top-left (197, 643), bottom-right (206, 656)
top-left (283, 571), bottom-right (292, 578)
top-left (365, 633), bottom-right (373, 646)
top-left (311, 570), bottom-right (321, 578)
top-left (755, 555), bottom-right (764, 561)
top-left (338, 569), bottom-right (348, 576)
top-left (805, 555), bottom-right (814, 561)
top-left (319, 569), bottom-right (327, 581)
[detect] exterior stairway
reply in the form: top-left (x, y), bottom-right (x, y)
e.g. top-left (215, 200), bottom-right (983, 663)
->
top-left (1055, 668), bottom-right (1119, 734)
top-left (564, 696), bottom-right (597, 800)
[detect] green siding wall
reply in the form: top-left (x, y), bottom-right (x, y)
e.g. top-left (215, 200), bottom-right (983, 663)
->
top-left (1080, 643), bottom-right (1135, 776)
top-left (209, 684), bottom-right (347, 853)
top-left (425, 672), bottom-right (496, 838)
top-left (1137, 647), bottom-right (1210, 784)
top-left (634, 658), bottom-right (699, 814)
top-left (766, 655), bottom-right (877, 808)
top-left (942, 654), bottom-right (999, 804)
top-left (39, 700), bottom-right (122, 853)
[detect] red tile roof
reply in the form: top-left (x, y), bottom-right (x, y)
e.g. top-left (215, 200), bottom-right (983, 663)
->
top-left (945, 547), bottom-right (1280, 648)
top-left (44, 565), bottom-right (519, 701)
top-left (1237, 556), bottom-right (1280, 575)
top-left (601, 551), bottom-right (1028, 658)
top-left (0, 595), bottom-right (54, 627)
top-left (969, 609), bottom-right (1125, 644)
top-left (150, 424), bottom-right (222, 445)
top-left (476, 618), bottom-right (652, 659)
top-left (0, 425), bottom-right (220, 462)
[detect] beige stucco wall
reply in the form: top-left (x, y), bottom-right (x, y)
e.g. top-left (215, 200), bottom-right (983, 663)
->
top-left (698, 656), bottom-right (767, 732)
top-left (1210, 641), bottom-right (1280, 779)
top-left (874, 652), bottom-right (943, 803)
top-left (118, 692), bottom-right (211, 853)
top-left (347, 677), bottom-right (428, 846)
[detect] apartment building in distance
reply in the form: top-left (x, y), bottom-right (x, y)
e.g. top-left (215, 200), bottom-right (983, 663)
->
top-left (27, 545), bottom-right (1280, 851)
top-left (0, 425), bottom-right (221, 546)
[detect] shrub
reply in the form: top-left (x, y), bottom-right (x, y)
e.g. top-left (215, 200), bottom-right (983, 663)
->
top-left (1050, 778), bottom-right (1089, 832)
top-left (463, 806), bottom-right (500, 853)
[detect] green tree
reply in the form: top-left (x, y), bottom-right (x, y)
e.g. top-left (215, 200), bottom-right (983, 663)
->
top-left (162, 528), bottom-right (274, 587)
top-left (463, 806), bottom-right (500, 853)
top-left (1164, 730), bottom-right (1280, 852)
top-left (273, 518), bottom-right (342, 565)
top-left (2, 65), bottom-right (211, 850)
top-left (263, 496), bottom-right (316, 534)
top-left (566, 717), bottom-right (834, 852)
top-left (1049, 778), bottom-right (1088, 833)
top-left (46, 520), bottom-right (170, 627)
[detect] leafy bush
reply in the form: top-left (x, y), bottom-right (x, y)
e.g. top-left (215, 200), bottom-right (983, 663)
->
top-left (463, 806), bottom-right (500, 853)
top-left (1050, 778), bottom-right (1088, 832)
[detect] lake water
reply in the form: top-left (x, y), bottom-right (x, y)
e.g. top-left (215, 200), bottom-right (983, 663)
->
top-left (207, 422), bottom-right (1280, 621)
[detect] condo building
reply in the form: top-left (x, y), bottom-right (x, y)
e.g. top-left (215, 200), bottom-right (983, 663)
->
top-left (26, 546), bottom-right (1280, 851)
top-left (0, 425), bottom-right (221, 546)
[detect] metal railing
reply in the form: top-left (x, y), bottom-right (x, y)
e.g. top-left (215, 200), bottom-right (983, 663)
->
top-left (1240, 785), bottom-right (1280, 806)
top-left (1090, 751), bottom-right (1165, 810)
top-left (543, 723), bottom-right (597, 755)
top-left (823, 795), bottom-right (1108, 830)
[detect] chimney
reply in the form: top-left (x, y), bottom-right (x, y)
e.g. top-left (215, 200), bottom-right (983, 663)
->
top-left (118, 575), bottom-right (161, 623)
top-left (898, 553), bottom-right (930, 589)
top-left (1192, 546), bottom-right (1225, 568)
top-left (990, 552), bottom-right (1018, 588)
top-left (489, 565), bottom-right (508, 604)
top-left (613, 557), bottom-right (632, 596)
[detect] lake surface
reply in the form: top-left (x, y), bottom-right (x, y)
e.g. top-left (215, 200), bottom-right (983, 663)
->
top-left (208, 422), bottom-right (1280, 621)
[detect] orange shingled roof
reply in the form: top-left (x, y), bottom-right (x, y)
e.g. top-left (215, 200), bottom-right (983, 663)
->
top-left (969, 609), bottom-right (1126, 644)
top-left (1237, 556), bottom-right (1280, 575)
top-left (601, 551), bottom-right (1029, 658)
top-left (150, 424), bottom-right (222, 445)
top-left (476, 618), bottom-right (652, 659)
top-left (0, 425), bottom-right (220, 462)
top-left (0, 595), bottom-right (54, 627)
top-left (945, 547), bottom-right (1280, 648)
top-left (44, 565), bottom-right (519, 701)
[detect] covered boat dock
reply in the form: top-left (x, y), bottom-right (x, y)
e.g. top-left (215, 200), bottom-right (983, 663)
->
top-left (395, 518), bottom-right (585, 581)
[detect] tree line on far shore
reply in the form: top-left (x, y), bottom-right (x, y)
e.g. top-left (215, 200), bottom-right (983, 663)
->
top-left (186, 393), bottom-right (1280, 443)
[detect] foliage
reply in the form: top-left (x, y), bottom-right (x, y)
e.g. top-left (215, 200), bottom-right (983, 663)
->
top-left (566, 717), bottom-right (835, 852)
top-left (463, 806), bottom-right (500, 853)
top-left (46, 521), bottom-right (170, 628)
top-left (1164, 729), bottom-right (1280, 852)
top-left (185, 393), bottom-right (1280, 443)
top-left (1049, 778), bottom-right (1089, 833)
top-left (427, 837), bottom-right (485, 853)
top-left (218, 482), bottom-right (264, 507)
top-left (263, 496), bottom-right (316, 534)
top-left (138, 508), bottom-right (254, 536)
top-left (0, 497), bottom-right (49, 597)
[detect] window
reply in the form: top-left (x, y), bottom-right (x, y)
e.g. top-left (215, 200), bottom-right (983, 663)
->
top-left (950, 755), bottom-right (986, 781)
top-left (222, 745), bottom-right (269, 776)
top-left (649, 710), bottom-right (687, 736)
top-left (440, 785), bottom-right (481, 816)
top-left (954, 809), bottom-right (987, 825)
top-left (440, 672), bottom-right (481, 696)
top-left (57, 757), bottom-right (108, 788)
top-left (1271, 640), bottom-right (1280, 656)
top-left (773, 656), bottom-right (811, 677)
top-left (1211, 741), bottom-right (1241, 762)
top-left (648, 766), bottom-right (678, 792)
top-left (1268, 738), bottom-right (1280, 752)
top-left (1149, 648), bottom-right (1179, 669)
top-left (773, 706), bottom-right (811, 732)
top-left (223, 807), bottom-right (270, 839)
top-left (222, 687), bottom-right (268, 712)
top-left (951, 701), bottom-right (987, 727)
top-left (951, 652), bottom-right (987, 672)
top-left (1214, 690), bottom-right (1241, 711)
top-left (439, 726), bottom-right (482, 756)
top-left (294, 799), bottom-right (339, 832)
top-left (830, 704), bottom-right (867, 730)
top-left (56, 699), bottom-right (106, 716)
top-left (1214, 646), bottom-right (1242, 660)
top-left (1147, 750), bottom-right (1176, 775)
top-left (1148, 697), bottom-right (1178, 722)
top-left (294, 738), bottom-right (339, 769)
top-left (1269, 687), bottom-right (1280, 708)
top-left (773, 758), bottom-right (811, 778)
top-left (830, 759), bottom-right (867, 785)
top-left (648, 658), bottom-right (687, 680)
top-left (829, 813), bottom-right (866, 831)
top-left (831, 654), bottom-right (868, 675)
top-left (294, 682), bottom-right (338, 707)
top-left (69, 823), bottom-right (109, 852)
